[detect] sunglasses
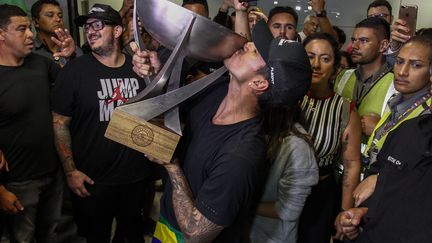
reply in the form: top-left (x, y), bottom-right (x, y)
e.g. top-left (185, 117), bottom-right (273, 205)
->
top-left (367, 13), bottom-right (389, 18)
top-left (83, 20), bottom-right (115, 33)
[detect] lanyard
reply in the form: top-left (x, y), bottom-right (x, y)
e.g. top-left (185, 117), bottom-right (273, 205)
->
top-left (354, 69), bottom-right (390, 107)
top-left (373, 93), bottom-right (431, 145)
top-left (365, 93), bottom-right (431, 166)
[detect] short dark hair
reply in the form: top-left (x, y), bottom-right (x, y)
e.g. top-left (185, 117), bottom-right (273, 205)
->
top-left (355, 17), bottom-right (390, 41)
top-left (268, 6), bottom-right (298, 27)
top-left (333, 26), bottom-right (346, 45)
top-left (416, 28), bottom-right (432, 37)
top-left (303, 32), bottom-right (341, 73)
top-left (0, 4), bottom-right (27, 29)
top-left (340, 51), bottom-right (355, 68)
top-left (404, 35), bottom-right (432, 63)
top-left (256, 65), bottom-right (270, 80)
top-left (367, 0), bottom-right (392, 15)
top-left (182, 0), bottom-right (209, 16)
top-left (31, 0), bottom-right (60, 19)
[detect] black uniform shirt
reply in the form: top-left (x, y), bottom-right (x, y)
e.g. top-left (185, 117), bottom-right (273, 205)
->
top-left (357, 114), bottom-right (432, 243)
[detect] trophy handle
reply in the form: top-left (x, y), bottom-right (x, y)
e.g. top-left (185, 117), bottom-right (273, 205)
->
top-left (126, 16), bottom-right (196, 104)
top-left (132, 0), bottom-right (151, 86)
top-left (117, 65), bottom-right (227, 121)
top-left (164, 52), bottom-right (185, 135)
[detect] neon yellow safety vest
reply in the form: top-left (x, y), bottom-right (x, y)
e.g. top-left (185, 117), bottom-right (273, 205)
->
top-left (364, 96), bottom-right (432, 158)
top-left (334, 69), bottom-right (394, 117)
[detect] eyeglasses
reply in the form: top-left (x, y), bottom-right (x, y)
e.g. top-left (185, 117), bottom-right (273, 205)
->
top-left (367, 13), bottom-right (389, 18)
top-left (83, 20), bottom-right (113, 33)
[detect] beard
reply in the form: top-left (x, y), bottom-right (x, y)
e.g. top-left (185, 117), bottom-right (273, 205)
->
top-left (89, 33), bottom-right (115, 57)
top-left (353, 56), bottom-right (375, 65)
top-left (351, 50), bottom-right (381, 65)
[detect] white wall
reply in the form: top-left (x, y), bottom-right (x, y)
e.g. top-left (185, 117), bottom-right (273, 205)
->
top-left (75, 0), bottom-right (432, 48)
top-left (389, 0), bottom-right (431, 29)
top-left (16, 0), bottom-right (432, 31)
top-left (84, 0), bottom-right (222, 17)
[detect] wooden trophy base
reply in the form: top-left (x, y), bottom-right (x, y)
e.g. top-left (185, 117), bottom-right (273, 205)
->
top-left (105, 109), bottom-right (181, 163)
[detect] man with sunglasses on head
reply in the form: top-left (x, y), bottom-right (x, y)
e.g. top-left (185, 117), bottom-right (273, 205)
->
top-left (367, 0), bottom-right (393, 24)
top-left (346, 1), bottom-right (393, 55)
top-left (364, 0), bottom-right (415, 67)
top-left (51, 4), bottom-right (152, 243)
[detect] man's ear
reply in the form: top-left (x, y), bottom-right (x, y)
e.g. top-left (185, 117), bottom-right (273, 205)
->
top-left (0, 28), bottom-right (5, 41)
top-left (380, 38), bottom-right (390, 53)
top-left (33, 19), bottom-right (39, 28)
top-left (114, 25), bottom-right (123, 39)
top-left (251, 79), bottom-right (269, 92)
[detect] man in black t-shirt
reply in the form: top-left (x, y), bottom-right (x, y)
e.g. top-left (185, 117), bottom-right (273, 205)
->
top-left (0, 4), bottom-right (63, 243)
top-left (132, 2), bottom-right (312, 241)
top-left (52, 4), bottom-right (151, 243)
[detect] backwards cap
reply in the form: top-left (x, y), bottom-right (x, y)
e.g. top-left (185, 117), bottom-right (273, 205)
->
top-left (252, 20), bottom-right (312, 108)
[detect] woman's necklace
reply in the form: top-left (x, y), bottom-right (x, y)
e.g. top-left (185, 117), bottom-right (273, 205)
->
top-left (308, 99), bottom-right (316, 112)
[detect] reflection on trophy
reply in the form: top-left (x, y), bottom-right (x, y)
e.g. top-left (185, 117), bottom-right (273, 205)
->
top-left (105, 0), bottom-right (247, 162)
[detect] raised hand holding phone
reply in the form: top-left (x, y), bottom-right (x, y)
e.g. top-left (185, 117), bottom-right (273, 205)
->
top-left (398, 4), bottom-right (417, 36)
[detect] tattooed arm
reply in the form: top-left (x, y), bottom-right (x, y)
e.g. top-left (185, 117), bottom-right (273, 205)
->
top-left (52, 112), bottom-right (94, 197)
top-left (164, 163), bottom-right (223, 243)
top-left (340, 110), bottom-right (361, 210)
top-left (334, 110), bottom-right (362, 238)
top-left (0, 150), bottom-right (8, 172)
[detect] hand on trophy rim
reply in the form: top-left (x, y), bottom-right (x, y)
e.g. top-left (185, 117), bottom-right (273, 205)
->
top-left (130, 41), bottom-right (161, 78)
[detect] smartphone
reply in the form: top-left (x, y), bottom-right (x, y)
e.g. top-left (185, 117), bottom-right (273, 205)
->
top-left (240, 0), bottom-right (258, 6)
top-left (249, 1), bottom-right (258, 6)
top-left (398, 5), bottom-right (418, 36)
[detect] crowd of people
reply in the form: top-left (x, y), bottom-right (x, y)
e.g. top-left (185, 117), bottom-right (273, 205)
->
top-left (0, 0), bottom-right (431, 242)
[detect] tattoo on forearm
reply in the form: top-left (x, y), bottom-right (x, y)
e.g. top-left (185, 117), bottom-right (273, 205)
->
top-left (342, 134), bottom-right (349, 153)
top-left (165, 165), bottom-right (223, 242)
top-left (53, 114), bottom-right (75, 174)
top-left (63, 156), bottom-right (76, 174)
top-left (342, 168), bottom-right (350, 188)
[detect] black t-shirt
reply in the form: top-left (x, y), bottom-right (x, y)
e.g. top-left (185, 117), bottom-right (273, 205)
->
top-left (0, 53), bottom-right (60, 182)
top-left (161, 77), bottom-right (267, 242)
top-left (357, 114), bottom-right (432, 243)
top-left (52, 53), bottom-right (150, 184)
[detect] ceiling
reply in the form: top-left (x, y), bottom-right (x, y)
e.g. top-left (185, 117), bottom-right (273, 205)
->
top-left (204, 0), bottom-right (429, 48)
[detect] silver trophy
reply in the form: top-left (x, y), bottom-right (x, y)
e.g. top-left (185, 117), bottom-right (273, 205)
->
top-left (105, 0), bottom-right (247, 162)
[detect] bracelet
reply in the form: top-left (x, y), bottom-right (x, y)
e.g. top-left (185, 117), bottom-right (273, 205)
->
top-left (316, 10), bottom-right (327, 18)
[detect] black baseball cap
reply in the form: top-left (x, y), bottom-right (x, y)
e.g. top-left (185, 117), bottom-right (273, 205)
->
top-left (252, 20), bottom-right (312, 108)
top-left (75, 4), bottom-right (122, 27)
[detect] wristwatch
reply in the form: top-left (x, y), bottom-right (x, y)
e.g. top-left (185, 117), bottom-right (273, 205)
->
top-left (316, 10), bottom-right (327, 18)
